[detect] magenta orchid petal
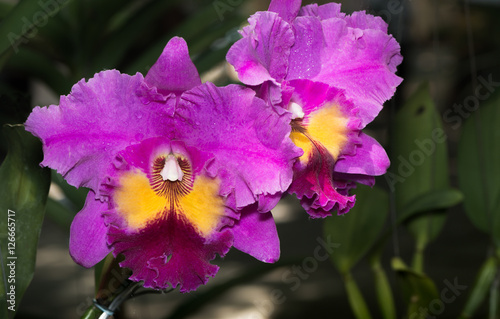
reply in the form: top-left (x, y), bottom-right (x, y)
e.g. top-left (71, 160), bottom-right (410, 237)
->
top-left (289, 145), bottom-right (355, 217)
top-left (225, 38), bottom-right (274, 86)
top-left (334, 172), bottom-right (375, 187)
top-left (287, 79), bottom-right (359, 118)
top-left (69, 190), bottom-right (111, 268)
top-left (345, 10), bottom-right (389, 32)
top-left (227, 11), bottom-right (294, 85)
top-left (25, 71), bottom-right (171, 191)
top-left (268, 0), bottom-right (302, 23)
top-left (313, 23), bottom-right (403, 126)
top-left (335, 132), bottom-right (390, 176)
top-left (299, 3), bottom-right (343, 19)
top-left (232, 207), bottom-right (280, 263)
top-left (286, 16), bottom-right (323, 80)
top-left (144, 37), bottom-right (201, 95)
top-left (256, 192), bottom-right (283, 212)
top-left (176, 83), bottom-right (301, 209)
top-left (254, 81), bottom-right (291, 115)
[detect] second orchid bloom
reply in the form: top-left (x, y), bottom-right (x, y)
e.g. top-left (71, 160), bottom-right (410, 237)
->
top-left (227, 0), bottom-right (402, 217)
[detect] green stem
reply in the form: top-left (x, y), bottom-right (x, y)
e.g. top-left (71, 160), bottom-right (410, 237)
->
top-left (411, 235), bottom-right (427, 274)
top-left (79, 280), bottom-right (143, 319)
top-left (344, 271), bottom-right (373, 319)
top-left (459, 256), bottom-right (498, 318)
top-left (489, 272), bottom-right (499, 319)
top-left (371, 261), bottom-right (396, 319)
top-left (80, 305), bottom-right (104, 319)
top-left (411, 246), bottom-right (424, 274)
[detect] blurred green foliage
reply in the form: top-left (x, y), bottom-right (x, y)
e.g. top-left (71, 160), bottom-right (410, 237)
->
top-left (0, 126), bottom-right (50, 317)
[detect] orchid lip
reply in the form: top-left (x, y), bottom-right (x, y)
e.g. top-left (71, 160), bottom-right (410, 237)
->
top-left (289, 102), bottom-right (305, 119)
top-left (160, 154), bottom-right (184, 182)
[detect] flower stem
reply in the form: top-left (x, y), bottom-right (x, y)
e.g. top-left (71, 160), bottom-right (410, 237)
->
top-left (371, 260), bottom-right (396, 319)
top-left (459, 256), bottom-right (498, 318)
top-left (489, 270), bottom-right (499, 319)
top-left (80, 280), bottom-right (142, 319)
top-left (343, 271), bottom-right (373, 319)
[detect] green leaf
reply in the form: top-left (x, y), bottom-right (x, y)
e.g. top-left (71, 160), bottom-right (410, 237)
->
top-left (0, 2), bottom-right (14, 19)
top-left (367, 188), bottom-right (462, 269)
top-left (51, 170), bottom-right (87, 212)
top-left (459, 256), bottom-right (498, 319)
top-left (368, 188), bottom-right (463, 267)
top-left (397, 189), bottom-right (463, 224)
top-left (0, 0), bottom-right (74, 56)
top-left (457, 89), bottom-right (500, 245)
top-left (0, 50), bottom-right (13, 71)
top-left (45, 198), bottom-right (75, 231)
top-left (124, 3), bottom-right (244, 75)
top-left (389, 83), bottom-right (451, 270)
top-left (0, 125), bottom-right (51, 317)
top-left (396, 188), bottom-right (463, 271)
top-left (323, 184), bottom-right (388, 274)
top-left (390, 83), bottom-right (450, 208)
top-left (392, 257), bottom-right (440, 319)
top-left (93, 0), bottom-right (179, 70)
top-left (6, 48), bottom-right (72, 95)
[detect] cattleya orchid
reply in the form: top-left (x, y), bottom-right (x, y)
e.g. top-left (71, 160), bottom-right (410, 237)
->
top-left (227, 0), bottom-right (403, 216)
top-left (25, 37), bottom-right (301, 292)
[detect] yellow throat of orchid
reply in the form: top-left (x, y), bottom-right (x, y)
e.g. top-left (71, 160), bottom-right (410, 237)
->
top-left (113, 153), bottom-right (225, 236)
top-left (289, 102), bottom-right (350, 164)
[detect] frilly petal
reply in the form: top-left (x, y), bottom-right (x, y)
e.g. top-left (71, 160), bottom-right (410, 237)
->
top-left (287, 79), bottom-right (358, 118)
top-left (227, 11), bottom-right (294, 85)
top-left (313, 19), bottom-right (403, 126)
top-left (268, 0), bottom-right (302, 23)
top-left (232, 207), bottom-right (280, 263)
top-left (334, 172), bottom-right (375, 187)
top-left (144, 37), bottom-right (201, 96)
top-left (227, 3), bottom-right (402, 127)
top-left (176, 83), bottom-right (301, 209)
top-left (334, 132), bottom-right (390, 176)
top-left (69, 190), bottom-right (111, 268)
top-left (107, 211), bottom-right (233, 292)
top-left (346, 10), bottom-right (389, 32)
top-left (299, 3), bottom-right (344, 19)
top-left (289, 145), bottom-right (355, 217)
top-left (25, 71), bottom-right (170, 191)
